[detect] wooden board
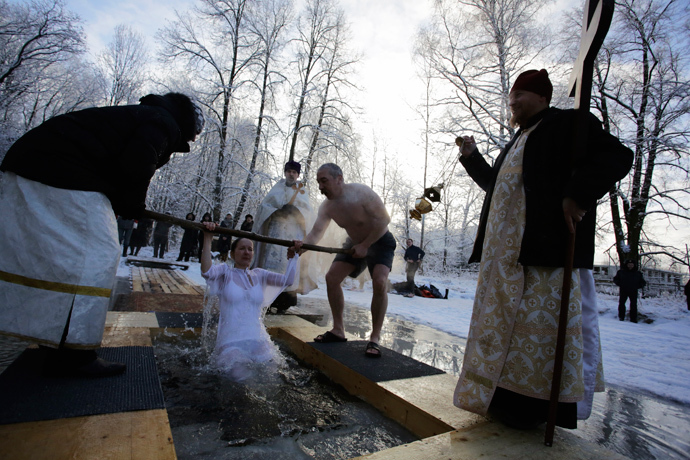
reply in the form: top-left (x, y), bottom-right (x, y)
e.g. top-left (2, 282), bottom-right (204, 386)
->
top-left (349, 423), bottom-right (630, 460)
top-left (0, 409), bottom-right (176, 460)
top-left (131, 268), bottom-right (204, 295)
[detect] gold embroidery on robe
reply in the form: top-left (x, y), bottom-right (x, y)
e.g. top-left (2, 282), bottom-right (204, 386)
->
top-left (454, 123), bottom-right (590, 415)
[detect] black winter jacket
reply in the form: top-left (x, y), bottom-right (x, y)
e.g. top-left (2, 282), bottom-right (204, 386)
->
top-left (460, 107), bottom-right (633, 269)
top-left (0, 96), bottom-right (192, 218)
top-left (404, 245), bottom-right (425, 262)
top-left (613, 261), bottom-right (646, 294)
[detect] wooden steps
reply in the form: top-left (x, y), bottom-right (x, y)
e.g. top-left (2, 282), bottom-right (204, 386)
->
top-left (130, 267), bottom-right (204, 295)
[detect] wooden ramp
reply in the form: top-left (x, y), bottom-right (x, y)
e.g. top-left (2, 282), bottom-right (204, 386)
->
top-left (131, 267), bottom-right (204, 295)
top-left (265, 316), bottom-right (629, 460)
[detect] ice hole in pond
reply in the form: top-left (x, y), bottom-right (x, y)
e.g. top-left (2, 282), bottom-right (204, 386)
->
top-left (152, 315), bottom-right (419, 460)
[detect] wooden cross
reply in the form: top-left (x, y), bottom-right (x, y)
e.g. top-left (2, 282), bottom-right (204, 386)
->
top-left (546, 0), bottom-right (615, 447)
top-left (567, 0), bottom-right (615, 109)
top-left (287, 182), bottom-right (306, 206)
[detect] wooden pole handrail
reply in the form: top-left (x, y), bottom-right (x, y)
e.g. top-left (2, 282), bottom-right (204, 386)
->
top-left (141, 210), bottom-right (351, 255)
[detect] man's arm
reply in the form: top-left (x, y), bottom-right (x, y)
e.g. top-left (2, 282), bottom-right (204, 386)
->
top-left (565, 112), bottom-right (633, 211)
top-left (458, 135), bottom-right (496, 192)
top-left (303, 203), bottom-right (332, 246)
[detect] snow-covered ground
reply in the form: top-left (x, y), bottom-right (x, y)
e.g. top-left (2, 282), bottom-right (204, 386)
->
top-left (121, 251), bottom-right (690, 407)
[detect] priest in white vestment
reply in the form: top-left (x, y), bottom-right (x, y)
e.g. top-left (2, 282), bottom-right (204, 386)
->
top-left (453, 69), bottom-right (633, 429)
top-left (252, 161), bottom-right (317, 311)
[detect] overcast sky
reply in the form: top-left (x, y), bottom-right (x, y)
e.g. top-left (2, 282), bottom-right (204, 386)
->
top-left (64, 0), bottom-right (435, 180)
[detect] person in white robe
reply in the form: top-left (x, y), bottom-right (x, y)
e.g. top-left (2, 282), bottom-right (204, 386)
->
top-left (252, 161), bottom-right (317, 311)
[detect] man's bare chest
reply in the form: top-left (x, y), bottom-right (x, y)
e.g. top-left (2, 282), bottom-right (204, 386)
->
top-left (328, 201), bottom-right (367, 228)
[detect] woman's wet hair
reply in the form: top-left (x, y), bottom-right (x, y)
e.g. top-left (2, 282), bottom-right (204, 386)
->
top-left (230, 237), bottom-right (253, 253)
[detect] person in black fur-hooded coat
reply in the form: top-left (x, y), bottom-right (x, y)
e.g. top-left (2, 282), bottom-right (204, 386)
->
top-left (0, 93), bottom-right (204, 378)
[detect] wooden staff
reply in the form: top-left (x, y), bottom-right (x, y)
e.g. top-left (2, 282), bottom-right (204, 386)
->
top-left (545, 0), bottom-right (614, 447)
top-left (142, 210), bottom-right (351, 255)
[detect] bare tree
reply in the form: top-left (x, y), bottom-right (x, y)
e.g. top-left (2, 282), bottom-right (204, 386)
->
top-left (158, 0), bottom-right (259, 222)
top-left (286, 0), bottom-right (335, 169)
top-left (0, 0), bottom-right (85, 154)
top-left (286, 0), bottom-right (359, 182)
top-left (96, 24), bottom-right (148, 106)
top-left (17, 56), bottom-right (98, 131)
top-left (232, 0), bottom-right (292, 227)
top-left (415, 0), bottom-right (551, 159)
top-left (301, 8), bottom-right (358, 182)
top-left (593, 0), bottom-right (690, 269)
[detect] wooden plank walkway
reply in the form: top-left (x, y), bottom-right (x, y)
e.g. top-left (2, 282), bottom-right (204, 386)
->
top-left (131, 267), bottom-right (204, 295)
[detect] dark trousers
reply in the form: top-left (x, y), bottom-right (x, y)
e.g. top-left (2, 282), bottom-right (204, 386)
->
top-left (39, 345), bottom-right (97, 368)
top-left (488, 387), bottom-right (577, 429)
top-left (118, 227), bottom-right (133, 257)
top-left (178, 249), bottom-right (194, 262)
top-left (405, 262), bottom-right (419, 291)
top-left (153, 236), bottom-right (168, 258)
top-left (618, 292), bottom-right (638, 323)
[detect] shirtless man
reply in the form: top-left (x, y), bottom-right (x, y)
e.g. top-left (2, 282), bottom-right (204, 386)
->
top-left (299, 163), bottom-right (394, 357)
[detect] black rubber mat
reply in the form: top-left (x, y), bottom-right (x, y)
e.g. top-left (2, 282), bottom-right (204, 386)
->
top-left (310, 340), bottom-right (445, 382)
top-left (155, 312), bottom-right (203, 328)
top-left (0, 346), bottom-right (164, 425)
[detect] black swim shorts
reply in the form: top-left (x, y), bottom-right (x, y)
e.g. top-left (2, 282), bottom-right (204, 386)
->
top-left (333, 231), bottom-right (396, 278)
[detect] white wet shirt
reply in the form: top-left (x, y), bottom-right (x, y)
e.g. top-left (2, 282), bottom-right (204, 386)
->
top-left (202, 255), bottom-right (299, 368)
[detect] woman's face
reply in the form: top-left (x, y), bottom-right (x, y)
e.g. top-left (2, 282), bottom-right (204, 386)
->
top-left (231, 239), bottom-right (254, 268)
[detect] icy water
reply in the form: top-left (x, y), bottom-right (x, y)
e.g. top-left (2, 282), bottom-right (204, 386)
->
top-left (152, 331), bottom-right (418, 460)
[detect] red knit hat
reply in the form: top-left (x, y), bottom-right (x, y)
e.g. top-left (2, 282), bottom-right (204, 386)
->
top-left (511, 69), bottom-right (552, 103)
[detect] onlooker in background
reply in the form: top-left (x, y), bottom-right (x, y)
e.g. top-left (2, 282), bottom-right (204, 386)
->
top-left (241, 214), bottom-right (254, 232)
top-left (197, 212), bottom-right (214, 259)
top-left (614, 259), bottom-right (646, 323)
top-left (152, 220), bottom-right (173, 259)
top-left (129, 218), bottom-right (153, 256)
top-left (177, 212), bottom-right (198, 262)
top-left (685, 274), bottom-right (690, 311)
top-left (403, 238), bottom-right (425, 298)
top-left (0, 92), bottom-right (203, 377)
top-left (218, 213), bottom-right (233, 262)
top-left (117, 216), bottom-right (135, 257)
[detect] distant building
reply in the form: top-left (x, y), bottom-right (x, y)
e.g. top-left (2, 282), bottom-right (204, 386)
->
top-left (593, 264), bottom-right (686, 297)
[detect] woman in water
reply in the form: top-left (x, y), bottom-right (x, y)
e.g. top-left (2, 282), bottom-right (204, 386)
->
top-left (200, 222), bottom-right (300, 380)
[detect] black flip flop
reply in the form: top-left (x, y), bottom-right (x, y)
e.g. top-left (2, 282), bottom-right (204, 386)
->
top-left (314, 331), bottom-right (347, 343)
top-left (365, 341), bottom-right (381, 358)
